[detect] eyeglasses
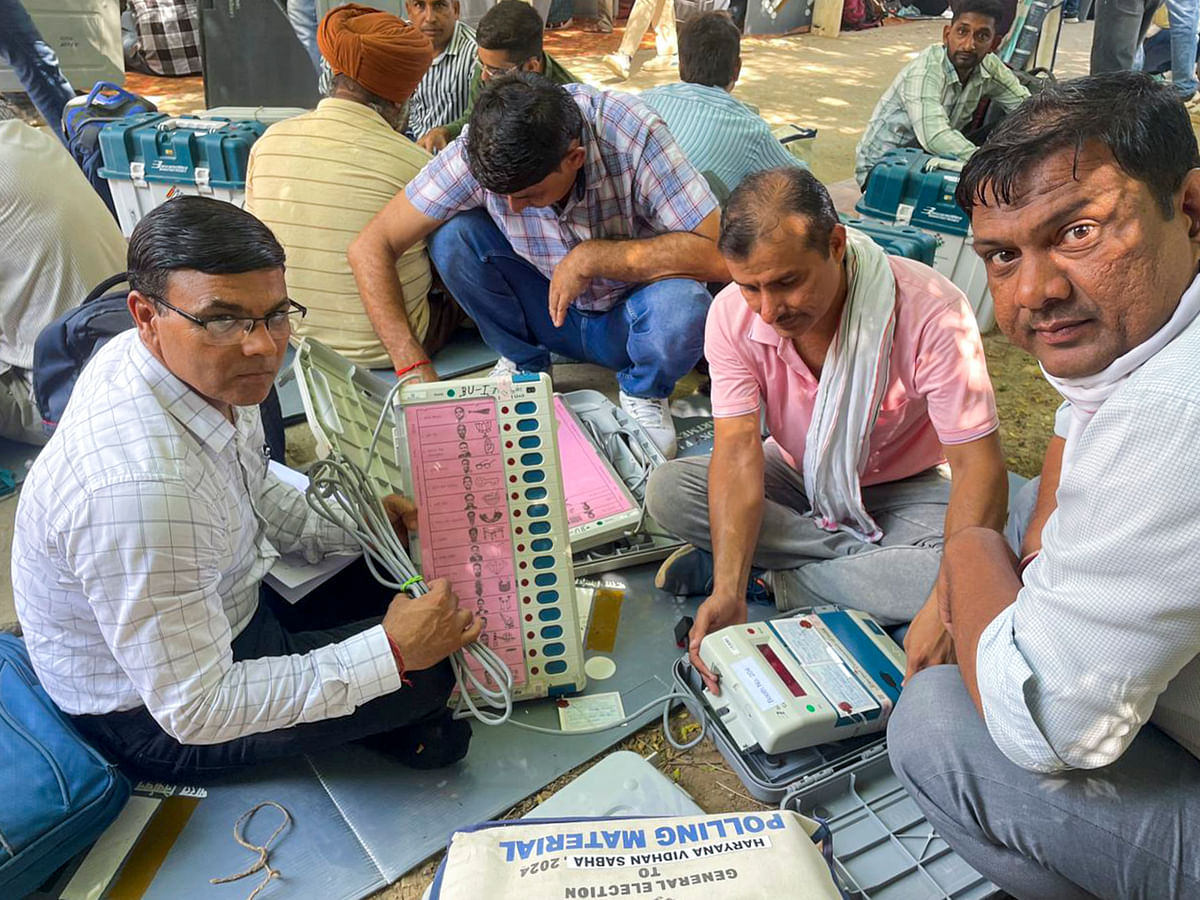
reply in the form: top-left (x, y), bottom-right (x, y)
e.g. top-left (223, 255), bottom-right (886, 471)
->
top-left (481, 58), bottom-right (533, 79)
top-left (150, 295), bottom-right (307, 346)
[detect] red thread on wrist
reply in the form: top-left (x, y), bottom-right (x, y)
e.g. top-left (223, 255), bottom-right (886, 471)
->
top-left (394, 360), bottom-right (432, 378)
top-left (1018, 551), bottom-right (1039, 579)
top-left (386, 633), bottom-right (413, 686)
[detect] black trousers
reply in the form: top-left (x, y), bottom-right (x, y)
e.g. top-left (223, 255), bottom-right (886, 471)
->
top-left (71, 561), bottom-right (455, 783)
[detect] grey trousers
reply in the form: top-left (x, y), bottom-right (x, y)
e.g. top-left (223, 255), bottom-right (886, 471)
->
top-left (644, 444), bottom-right (951, 623)
top-left (889, 666), bottom-right (1200, 899)
top-left (1091, 0), bottom-right (1163, 72)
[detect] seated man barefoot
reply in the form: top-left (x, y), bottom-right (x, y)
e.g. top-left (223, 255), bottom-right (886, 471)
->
top-left (417, 0), bottom-right (578, 155)
top-left (644, 168), bottom-right (1007, 691)
top-left (891, 73), bottom-right (1200, 900)
top-left (351, 73), bottom-right (727, 458)
top-left (854, 0), bottom-right (1029, 188)
top-left (14, 198), bottom-right (481, 783)
top-left (246, 4), bottom-right (458, 372)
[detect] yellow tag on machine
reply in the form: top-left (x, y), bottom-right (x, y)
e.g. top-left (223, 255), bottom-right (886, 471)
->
top-left (293, 338), bottom-right (586, 704)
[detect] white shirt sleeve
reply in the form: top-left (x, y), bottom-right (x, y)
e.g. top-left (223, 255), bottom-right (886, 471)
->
top-left (65, 476), bottom-right (401, 744)
top-left (975, 387), bottom-right (1200, 772)
top-left (258, 467), bottom-right (361, 562)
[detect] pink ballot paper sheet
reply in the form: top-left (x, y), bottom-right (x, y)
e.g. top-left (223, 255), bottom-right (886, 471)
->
top-left (552, 396), bottom-right (637, 528)
top-left (404, 399), bottom-right (525, 687)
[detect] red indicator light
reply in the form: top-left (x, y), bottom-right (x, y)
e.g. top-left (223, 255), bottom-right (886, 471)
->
top-left (757, 643), bottom-right (806, 698)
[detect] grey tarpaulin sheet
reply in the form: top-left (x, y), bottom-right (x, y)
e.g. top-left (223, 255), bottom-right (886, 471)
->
top-left (136, 563), bottom-right (753, 899)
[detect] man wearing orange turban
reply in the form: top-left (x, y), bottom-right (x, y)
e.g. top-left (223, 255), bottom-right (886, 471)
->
top-left (318, 2), bottom-right (434, 126)
top-left (246, 5), bottom-right (462, 376)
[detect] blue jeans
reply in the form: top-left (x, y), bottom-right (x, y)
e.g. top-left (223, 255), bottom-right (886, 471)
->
top-left (1134, 0), bottom-right (1199, 95)
top-left (287, 0), bottom-right (322, 72)
top-left (427, 209), bottom-right (711, 399)
top-left (0, 0), bottom-right (74, 141)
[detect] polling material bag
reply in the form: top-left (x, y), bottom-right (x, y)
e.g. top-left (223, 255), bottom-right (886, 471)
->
top-left (429, 811), bottom-right (843, 899)
top-left (0, 634), bottom-right (131, 897)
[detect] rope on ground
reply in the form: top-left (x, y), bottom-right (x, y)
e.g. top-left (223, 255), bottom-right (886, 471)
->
top-left (210, 801), bottom-right (293, 900)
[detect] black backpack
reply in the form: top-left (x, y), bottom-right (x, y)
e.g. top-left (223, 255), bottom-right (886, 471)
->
top-left (31, 273), bottom-right (286, 459)
top-left (33, 273), bottom-right (134, 435)
top-left (62, 83), bottom-right (157, 219)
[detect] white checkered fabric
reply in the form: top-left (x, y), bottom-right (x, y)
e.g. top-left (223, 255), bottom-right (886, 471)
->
top-left (977, 315), bottom-right (1200, 772)
top-left (13, 331), bottom-right (400, 745)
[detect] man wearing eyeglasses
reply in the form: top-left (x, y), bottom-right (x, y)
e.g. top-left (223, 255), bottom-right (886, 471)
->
top-left (417, 0), bottom-right (578, 155)
top-left (12, 197), bottom-right (482, 783)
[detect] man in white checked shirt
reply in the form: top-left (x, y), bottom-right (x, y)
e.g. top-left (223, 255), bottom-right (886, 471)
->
top-left (890, 73), bottom-right (1200, 899)
top-left (13, 197), bottom-right (482, 783)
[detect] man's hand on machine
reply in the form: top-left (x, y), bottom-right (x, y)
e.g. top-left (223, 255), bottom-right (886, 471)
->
top-left (688, 593), bottom-right (748, 695)
top-left (383, 577), bottom-right (482, 671)
top-left (903, 586), bottom-right (956, 683)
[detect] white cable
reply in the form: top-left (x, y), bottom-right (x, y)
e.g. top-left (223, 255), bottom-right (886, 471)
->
top-left (300, 375), bottom-right (709, 747)
top-left (507, 688), bottom-right (708, 751)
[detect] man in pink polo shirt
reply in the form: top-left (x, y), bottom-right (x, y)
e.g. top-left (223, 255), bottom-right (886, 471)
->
top-left (645, 167), bottom-right (1008, 689)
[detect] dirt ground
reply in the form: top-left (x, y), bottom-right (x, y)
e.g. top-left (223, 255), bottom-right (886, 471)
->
top-left (373, 19), bottom-right (1097, 899)
top-left (1, 17), bottom-right (1097, 898)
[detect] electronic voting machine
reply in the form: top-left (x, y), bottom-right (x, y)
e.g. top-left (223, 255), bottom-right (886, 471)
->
top-left (293, 338), bottom-right (586, 703)
top-left (698, 607), bottom-right (905, 755)
top-left (554, 390), bottom-right (685, 575)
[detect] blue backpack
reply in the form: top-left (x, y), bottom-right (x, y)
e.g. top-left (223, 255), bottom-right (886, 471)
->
top-left (0, 634), bottom-right (131, 897)
top-left (62, 82), bottom-right (157, 219)
top-left (33, 273), bottom-right (133, 436)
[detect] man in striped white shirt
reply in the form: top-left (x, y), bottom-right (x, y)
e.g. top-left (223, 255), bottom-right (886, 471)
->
top-left (642, 12), bottom-right (804, 198)
top-left (13, 198), bottom-right (482, 782)
top-left (406, 0), bottom-right (477, 145)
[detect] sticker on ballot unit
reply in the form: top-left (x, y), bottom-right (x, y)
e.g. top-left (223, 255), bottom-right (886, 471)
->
top-left (729, 658), bottom-right (784, 711)
top-left (771, 618), bottom-right (879, 715)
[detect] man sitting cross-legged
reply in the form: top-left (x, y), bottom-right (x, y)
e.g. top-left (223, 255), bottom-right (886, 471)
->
top-left (14, 197), bottom-right (481, 783)
top-left (644, 167), bottom-right (1008, 691)
top-left (246, 4), bottom-right (460, 372)
top-left (351, 73), bottom-right (728, 458)
top-left (891, 72), bottom-right (1200, 900)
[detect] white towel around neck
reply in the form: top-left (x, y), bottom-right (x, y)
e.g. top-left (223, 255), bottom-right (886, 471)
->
top-left (802, 229), bottom-right (898, 543)
top-left (1043, 270), bottom-right (1200, 467)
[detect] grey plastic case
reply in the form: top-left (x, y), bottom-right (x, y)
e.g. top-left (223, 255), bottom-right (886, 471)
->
top-left (671, 655), bottom-right (999, 900)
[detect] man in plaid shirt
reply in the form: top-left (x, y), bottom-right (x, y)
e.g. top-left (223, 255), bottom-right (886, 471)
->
top-left (350, 73), bottom-right (728, 458)
top-left (854, 0), bottom-right (1029, 188)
